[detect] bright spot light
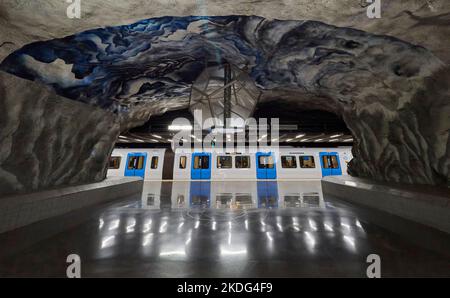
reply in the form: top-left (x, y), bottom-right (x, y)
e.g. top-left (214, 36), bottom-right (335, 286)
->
top-left (143, 220), bottom-right (152, 233)
top-left (159, 221), bottom-right (168, 233)
top-left (343, 235), bottom-right (356, 248)
top-left (109, 219), bottom-right (120, 231)
top-left (309, 219), bottom-right (317, 231)
top-left (101, 235), bottom-right (115, 249)
top-left (142, 233), bottom-right (153, 247)
top-left (304, 231), bottom-right (316, 248)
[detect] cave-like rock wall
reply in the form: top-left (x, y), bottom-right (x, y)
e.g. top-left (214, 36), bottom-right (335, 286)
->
top-left (0, 16), bottom-right (448, 194)
top-left (0, 72), bottom-right (121, 195)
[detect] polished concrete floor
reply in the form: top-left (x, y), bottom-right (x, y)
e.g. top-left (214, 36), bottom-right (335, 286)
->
top-left (0, 181), bottom-right (449, 277)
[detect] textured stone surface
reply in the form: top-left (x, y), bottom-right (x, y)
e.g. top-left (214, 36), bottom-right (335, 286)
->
top-left (0, 72), bottom-right (121, 195)
top-left (1, 0), bottom-right (449, 64)
top-left (1, 15), bottom-right (449, 187)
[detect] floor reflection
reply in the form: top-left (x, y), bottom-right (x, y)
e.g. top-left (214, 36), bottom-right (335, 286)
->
top-left (1, 180), bottom-right (449, 277)
top-left (141, 181), bottom-right (326, 211)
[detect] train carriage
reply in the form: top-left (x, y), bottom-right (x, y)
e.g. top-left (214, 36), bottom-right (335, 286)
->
top-left (107, 146), bottom-right (353, 181)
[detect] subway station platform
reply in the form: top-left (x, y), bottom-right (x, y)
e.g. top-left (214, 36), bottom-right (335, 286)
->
top-left (0, 180), bottom-right (449, 278)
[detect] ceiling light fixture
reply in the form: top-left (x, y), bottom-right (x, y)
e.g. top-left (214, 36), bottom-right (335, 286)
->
top-left (329, 134), bottom-right (342, 138)
top-left (168, 125), bottom-right (193, 131)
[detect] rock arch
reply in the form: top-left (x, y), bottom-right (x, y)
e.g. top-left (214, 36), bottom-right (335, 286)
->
top-left (0, 16), bottom-right (448, 195)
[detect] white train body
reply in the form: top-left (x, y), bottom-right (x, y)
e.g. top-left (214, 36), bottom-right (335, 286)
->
top-left (107, 146), bottom-right (353, 181)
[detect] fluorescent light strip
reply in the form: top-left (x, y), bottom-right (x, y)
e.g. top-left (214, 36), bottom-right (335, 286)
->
top-left (329, 134), bottom-right (342, 138)
top-left (168, 125), bottom-right (192, 131)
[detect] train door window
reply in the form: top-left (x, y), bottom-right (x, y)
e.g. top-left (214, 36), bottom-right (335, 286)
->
top-left (150, 156), bottom-right (159, 169)
top-left (322, 155), bottom-right (330, 169)
top-left (322, 155), bottom-right (339, 169)
top-left (194, 155), bottom-right (210, 169)
top-left (235, 156), bottom-right (251, 168)
top-left (127, 157), bottom-right (135, 170)
top-left (179, 156), bottom-right (187, 169)
top-left (300, 156), bottom-right (316, 168)
top-left (193, 156), bottom-right (201, 169)
top-left (258, 155), bottom-right (274, 169)
top-left (330, 155), bottom-right (339, 168)
top-left (217, 156), bottom-right (233, 169)
top-left (281, 156), bottom-right (297, 168)
top-left (136, 156), bottom-right (145, 169)
top-left (127, 156), bottom-right (144, 170)
top-left (108, 156), bottom-right (121, 169)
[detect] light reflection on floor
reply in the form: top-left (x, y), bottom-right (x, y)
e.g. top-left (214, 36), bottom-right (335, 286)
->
top-left (0, 180), bottom-right (449, 277)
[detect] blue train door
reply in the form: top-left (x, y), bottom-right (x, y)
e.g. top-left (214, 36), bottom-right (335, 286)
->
top-left (319, 152), bottom-right (342, 177)
top-left (191, 153), bottom-right (211, 180)
top-left (125, 152), bottom-right (147, 178)
top-left (256, 152), bottom-right (277, 179)
top-left (189, 181), bottom-right (211, 208)
top-left (257, 181), bottom-right (279, 208)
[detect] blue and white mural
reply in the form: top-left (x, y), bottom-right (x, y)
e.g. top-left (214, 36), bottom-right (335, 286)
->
top-left (0, 15), bottom-right (441, 114)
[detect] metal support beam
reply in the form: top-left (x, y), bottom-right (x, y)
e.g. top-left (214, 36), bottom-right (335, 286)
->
top-left (223, 63), bottom-right (232, 128)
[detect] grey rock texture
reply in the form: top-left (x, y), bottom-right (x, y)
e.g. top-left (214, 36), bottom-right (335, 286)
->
top-left (344, 66), bottom-right (450, 185)
top-left (1, 0), bottom-right (449, 64)
top-left (0, 72), bottom-right (121, 195)
top-left (1, 16), bottom-right (448, 188)
top-left (0, 2), bottom-right (448, 194)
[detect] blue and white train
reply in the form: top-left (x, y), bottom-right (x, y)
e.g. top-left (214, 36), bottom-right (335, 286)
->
top-left (107, 146), bottom-right (353, 181)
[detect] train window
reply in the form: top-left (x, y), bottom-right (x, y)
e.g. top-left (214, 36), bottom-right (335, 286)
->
top-left (322, 155), bottom-right (339, 169)
top-left (194, 155), bottom-right (210, 169)
top-left (302, 192), bottom-right (320, 207)
top-left (235, 156), bottom-right (251, 168)
top-left (108, 156), bottom-right (121, 169)
top-left (217, 156), bottom-right (232, 169)
top-left (281, 156), bottom-right (297, 168)
top-left (179, 156), bottom-right (187, 169)
top-left (128, 156), bottom-right (144, 170)
top-left (300, 156), bottom-right (316, 168)
top-left (258, 155), bottom-right (274, 169)
top-left (151, 156), bottom-right (159, 169)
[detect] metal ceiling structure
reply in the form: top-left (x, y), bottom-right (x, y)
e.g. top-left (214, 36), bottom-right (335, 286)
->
top-left (189, 63), bottom-right (261, 130)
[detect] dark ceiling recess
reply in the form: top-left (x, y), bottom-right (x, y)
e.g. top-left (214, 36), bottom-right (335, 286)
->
top-left (118, 106), bottom-right (353, 148)
top-left (253, 102), bottom-right (350, 134)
